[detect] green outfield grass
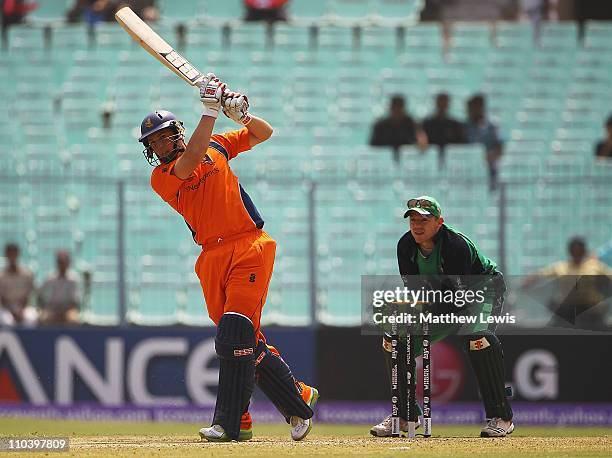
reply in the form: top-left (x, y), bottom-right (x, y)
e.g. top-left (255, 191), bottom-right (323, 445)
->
top-left (0, 418), bottom-right (610, 457)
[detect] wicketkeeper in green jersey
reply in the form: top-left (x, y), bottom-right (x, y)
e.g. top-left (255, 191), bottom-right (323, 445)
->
top-left (370, 196), bottom-right (515, 438)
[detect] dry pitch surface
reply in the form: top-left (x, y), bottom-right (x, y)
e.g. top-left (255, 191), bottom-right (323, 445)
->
top-left (0, 419), bottom-right (610, 457)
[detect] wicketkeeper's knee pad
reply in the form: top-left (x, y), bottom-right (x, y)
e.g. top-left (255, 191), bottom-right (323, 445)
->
top-left (464, 331), bottom-right (513, 421)
top-left (213, 312), bottom-right (256, 440)
top-left (254, 340), bottom-right (313, 423)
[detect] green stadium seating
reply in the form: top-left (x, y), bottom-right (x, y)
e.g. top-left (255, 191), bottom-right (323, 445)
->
top-left (29, 0), bottom-right (69, 21)
top-left (494, 21), bottom-right (533, 48)
top-left (7, 25), bottom-right (45, 53)
top-left (230, 22), bottom-right (270, 50)
top-left (2, 19), bottom-right (611, 326)
top-left (93, 22), bottom-right (134, 49)
top-left (201, 0), bottom-right (243, 22)
top-left (288, 0), bottom-right (329, 23)
top-left (158, 0), bottom-right (202, 20)
top-left (317, 25), bottom-right (357, 50)
top-left (50, 25), bottom-right (91, 52)
top-left (328, 0), bottom-right (372, 25)
top-left (360, 26), bottom-right (397, 53)
top-left (539, 21), bottom-right (578, 48)
top-left (584, 20), bottom-right (612, 50)
top-left (186, 24), bottom-right (225, 49)
top-left (449, 21), bottom-right (491, 49)
top-left (273, 23), bottom-right (313, 51)
top-left (373, 0), bottom-right (422, 26)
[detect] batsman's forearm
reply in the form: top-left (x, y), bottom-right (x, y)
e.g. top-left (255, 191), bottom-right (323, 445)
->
top-left (174, 115), bottom-right (216, 179)
top-left (246, 116), bottom-right (273, 146)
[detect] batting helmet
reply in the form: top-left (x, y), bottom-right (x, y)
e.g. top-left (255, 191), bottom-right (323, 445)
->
top-left (138, 110), bottom-right (185, 166)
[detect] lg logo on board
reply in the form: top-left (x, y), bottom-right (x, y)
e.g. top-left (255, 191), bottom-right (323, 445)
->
top-left (513, 349), bottom-right (559, 400)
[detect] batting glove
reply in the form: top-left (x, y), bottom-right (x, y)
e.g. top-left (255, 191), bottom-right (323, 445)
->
top-left (200, 77), bottom-right (226, 118)
top-left (222, 91), bottom-right (252, 126)
top-left (196, 72), bottom-right (217, 89)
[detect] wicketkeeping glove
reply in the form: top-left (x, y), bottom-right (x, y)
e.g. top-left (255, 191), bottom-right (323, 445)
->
top-left (222, 90), bottom-right (252, 126)
top-left (199, 74), bottom-right (226, 118)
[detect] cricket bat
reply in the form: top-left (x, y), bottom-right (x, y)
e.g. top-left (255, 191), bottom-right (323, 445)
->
top-left (114, 6), bottom-right (207, 87)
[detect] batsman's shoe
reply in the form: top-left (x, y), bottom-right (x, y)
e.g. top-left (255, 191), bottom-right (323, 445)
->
top-left (369, 415), bottom-right (421, 437)
top-left (199, 413), bottom-right (253, 442)
top-left (290, 383), bottom-right (319, 441)
top-left (480, 418), bottom-right (515, 438)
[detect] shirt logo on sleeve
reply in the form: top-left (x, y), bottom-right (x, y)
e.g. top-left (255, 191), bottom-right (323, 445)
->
top-left (203, 154), bottom-right (215, 165)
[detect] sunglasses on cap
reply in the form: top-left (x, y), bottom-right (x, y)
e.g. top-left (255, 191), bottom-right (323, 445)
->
top-left (407, 199), bottom-right (435, 210)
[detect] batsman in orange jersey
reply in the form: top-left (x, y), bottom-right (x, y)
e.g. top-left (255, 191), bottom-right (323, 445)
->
top-left (138, 73), bottom-right (318, 442)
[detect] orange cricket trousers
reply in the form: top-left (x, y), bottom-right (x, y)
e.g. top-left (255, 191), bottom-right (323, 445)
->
top-left (195, 229), bottom-right (276, 340)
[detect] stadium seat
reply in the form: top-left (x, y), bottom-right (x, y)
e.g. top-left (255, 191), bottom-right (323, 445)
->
top-left (50, 25), bottom-right (92, 52)
top-left (494, 21), bottom-right (533, 49)
top-left (29, 1), bottom-right (66, 21)
top-left (129, 282), bottom-right (181, 325)
top-left (82, 281), bottom-right (120, 325)
top-left (185, 23), bottom-right (224, 49)
top-left (443, 144), bottom-right (487, 178)
top-left (539, 21), bottom-right (578, 49)
top-left (230, 22), bottom-right (270, 50)
top-left (402, 22), bottom-right (442, 49)
top-left (449, 21), bottom-right (491, 49)
top-left (272, 23), bottom-right (312, 51)
top-left (158, 0), bottom-right (202, 20)
top-left (93, 22), bottom-right (134, 49)
top-left (360, 25), bottom-right (399, 54)
top-left (288, 0), bottom-right (329, 24)
top-left (372, 0), bottom-right (422, 27)
top-left (328, 0), bottom-right (373, 25)
top-left (201, 0), bottom-right (243, 22)
top-left (177, 286), bottom-right (215, 326)
top-left (317, 25), bottom-right (357, 50)
top-left (584, 20), bottom-right (612, 50)
top-left (7, 25), bottom-right (45, 53)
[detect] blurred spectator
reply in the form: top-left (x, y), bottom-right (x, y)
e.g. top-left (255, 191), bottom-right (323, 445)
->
top-left (1, 0), bottom-right (38, 47)
top-left (0, 243), bottom-right (37, 326)
top-left (370, 95), bottom-right (428, 163)
top-left (465, 94), bottom-right (503, 190)
top-left (66, 0), bottom-right (117, 25)
top-left (422, 92), bottom-right (466, 159)
top-left (524, 237), bottom-right (612, 330)
top-left (594, 114), bottom-right (612, 160)
top-left (420, 0), bottom-right (444, 21)
top-left (117, 0), bottom-right (158, 21)
top-left (517, 0), bottom-right (547, 37)
top-left (38, 250), bottom-right (81, 325)
top-left (574, 0), bottom-right (612, 37)
top-left (244, 0), bottom-right (288, 22)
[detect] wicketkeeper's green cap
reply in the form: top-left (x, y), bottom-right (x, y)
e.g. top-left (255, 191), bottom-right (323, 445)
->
top-left (403, 196), bottom-right (442, 218)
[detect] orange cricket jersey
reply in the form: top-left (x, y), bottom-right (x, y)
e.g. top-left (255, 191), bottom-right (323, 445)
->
top-left (150, 128), bottom-right (263, 245)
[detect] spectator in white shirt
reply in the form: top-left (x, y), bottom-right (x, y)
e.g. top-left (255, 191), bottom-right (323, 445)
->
top-left (38, 250), bottom-right (80, 325)
top-left (0, 243), bottom-right (37, 326)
